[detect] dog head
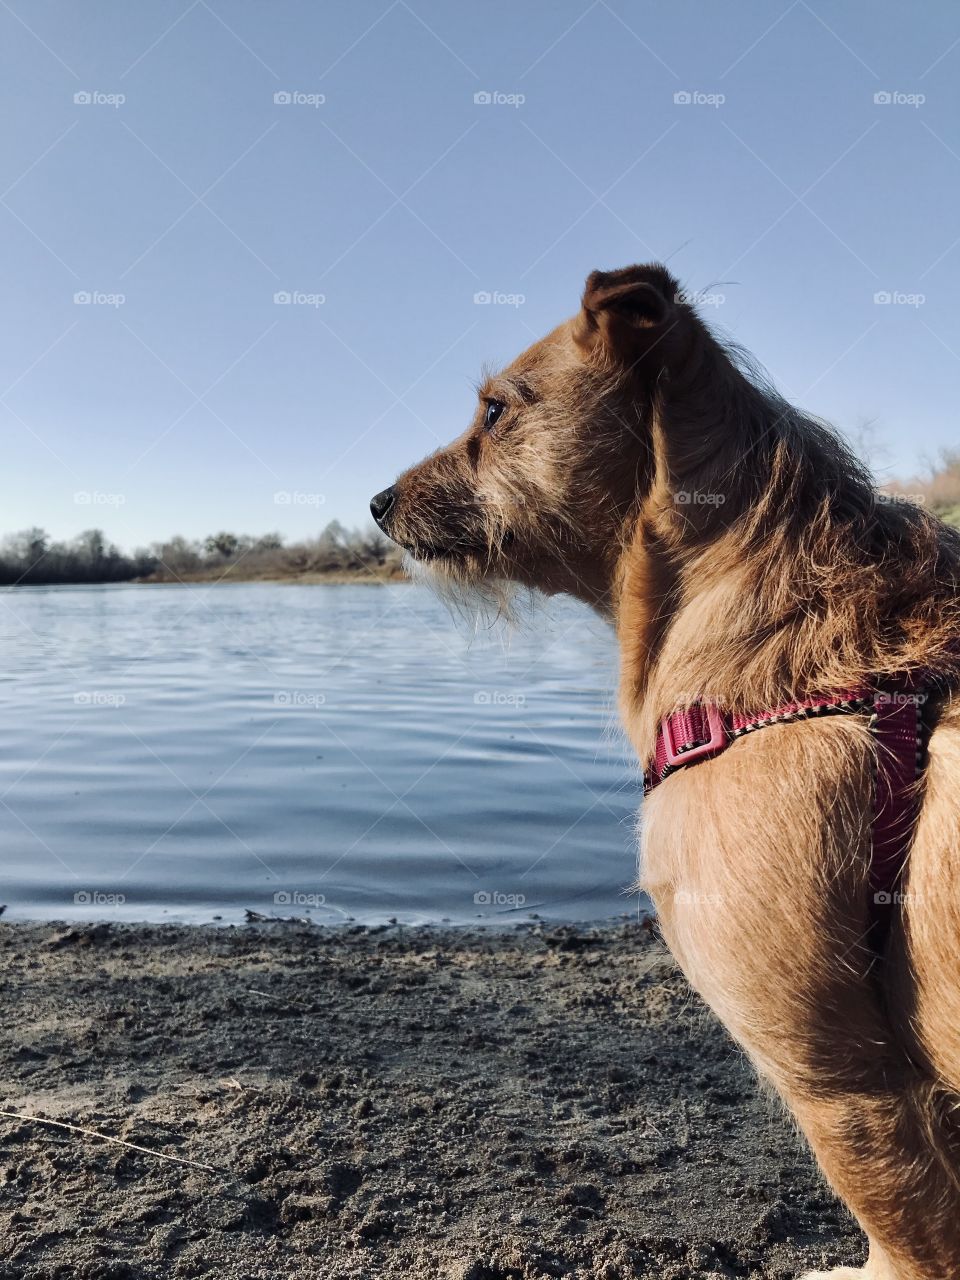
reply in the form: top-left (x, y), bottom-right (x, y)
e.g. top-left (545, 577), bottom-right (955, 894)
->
top-left (371, 263), bottom-right (703, 610)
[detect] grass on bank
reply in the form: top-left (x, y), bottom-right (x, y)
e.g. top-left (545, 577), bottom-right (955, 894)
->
top-left (0, 523), bottom-right (404, 587)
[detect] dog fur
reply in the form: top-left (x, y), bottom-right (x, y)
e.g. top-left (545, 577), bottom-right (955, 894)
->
top-left (373, 263), bottom-right (960, 1278)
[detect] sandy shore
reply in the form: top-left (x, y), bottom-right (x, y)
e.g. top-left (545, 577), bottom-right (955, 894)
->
top-left (0, 920), bottom-right (863, 1279)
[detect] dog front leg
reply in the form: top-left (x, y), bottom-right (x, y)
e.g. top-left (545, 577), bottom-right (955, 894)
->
top-left (802, 1258), bottom-right (891, 1280)
top-left (785, 1083), bottom-right (957, 1280)
top-left (641, 727), bottom-right (960, 1280)
top-left (661, 882), bottom-right (960, 1280)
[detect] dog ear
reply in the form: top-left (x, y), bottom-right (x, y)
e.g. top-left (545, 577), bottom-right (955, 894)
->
top-left (573, 264), bottom-right (679, 366)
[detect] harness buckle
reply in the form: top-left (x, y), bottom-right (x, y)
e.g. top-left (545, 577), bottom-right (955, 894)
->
top-left (661, 703), bottom-right (728, 768)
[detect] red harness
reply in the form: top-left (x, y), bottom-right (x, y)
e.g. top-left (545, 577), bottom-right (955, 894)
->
top-left (644, 679), bottom-right (931, 936)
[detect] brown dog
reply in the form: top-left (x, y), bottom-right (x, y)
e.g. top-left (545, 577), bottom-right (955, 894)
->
top-left (370, 264), bottom-right (960, 1279)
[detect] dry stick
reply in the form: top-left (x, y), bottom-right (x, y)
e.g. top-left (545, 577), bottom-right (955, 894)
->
top-left (0, 1109), bottom-right (217, 1174)
top-left (245, 987), bottom-right (312, 1009)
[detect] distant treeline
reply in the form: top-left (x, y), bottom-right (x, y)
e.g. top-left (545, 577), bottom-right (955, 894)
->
top-left (0, 528), bottom-right (154, 586)
top-left (0, 523), bottom-right (403, 586)
top-left (886, 449), bottom-right (960, 527)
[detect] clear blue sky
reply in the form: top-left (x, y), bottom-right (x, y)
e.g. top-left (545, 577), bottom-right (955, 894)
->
top-left (2, 0), bottom-right (959, 549)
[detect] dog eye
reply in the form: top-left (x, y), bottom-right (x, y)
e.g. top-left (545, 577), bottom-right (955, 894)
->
top-left (483, 400), bottom-right (506, 432)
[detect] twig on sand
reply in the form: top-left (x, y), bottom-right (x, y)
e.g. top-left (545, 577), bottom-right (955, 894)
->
top-left (0, 1109), bottom-right (218, 1174)
top-left (245, 987), bottom-right (312, 1009)
top-left (224, 1076), bottom-right (261, 1093)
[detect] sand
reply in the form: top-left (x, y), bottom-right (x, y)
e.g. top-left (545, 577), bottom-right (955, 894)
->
top-left (0, 919), bottom-right (864, 1279)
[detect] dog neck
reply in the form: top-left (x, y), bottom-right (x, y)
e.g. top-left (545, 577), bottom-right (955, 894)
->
top-left (611, 367), bottom-right (960, 757)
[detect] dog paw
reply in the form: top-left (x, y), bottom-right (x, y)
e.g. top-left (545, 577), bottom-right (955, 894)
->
top-left (800, 1269), bottom-right (867, 1279)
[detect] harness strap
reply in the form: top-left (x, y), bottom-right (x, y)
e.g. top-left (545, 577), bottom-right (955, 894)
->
top-left (645, 692), bottom-right (873, 789)
top-left (869, 682), bottom-right (927, 910)
top-left (644, 681), bottom-right (930, 936)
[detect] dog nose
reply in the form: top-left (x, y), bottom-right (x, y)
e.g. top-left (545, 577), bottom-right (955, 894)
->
top-left (370, 485), bottom-right (396, 528)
